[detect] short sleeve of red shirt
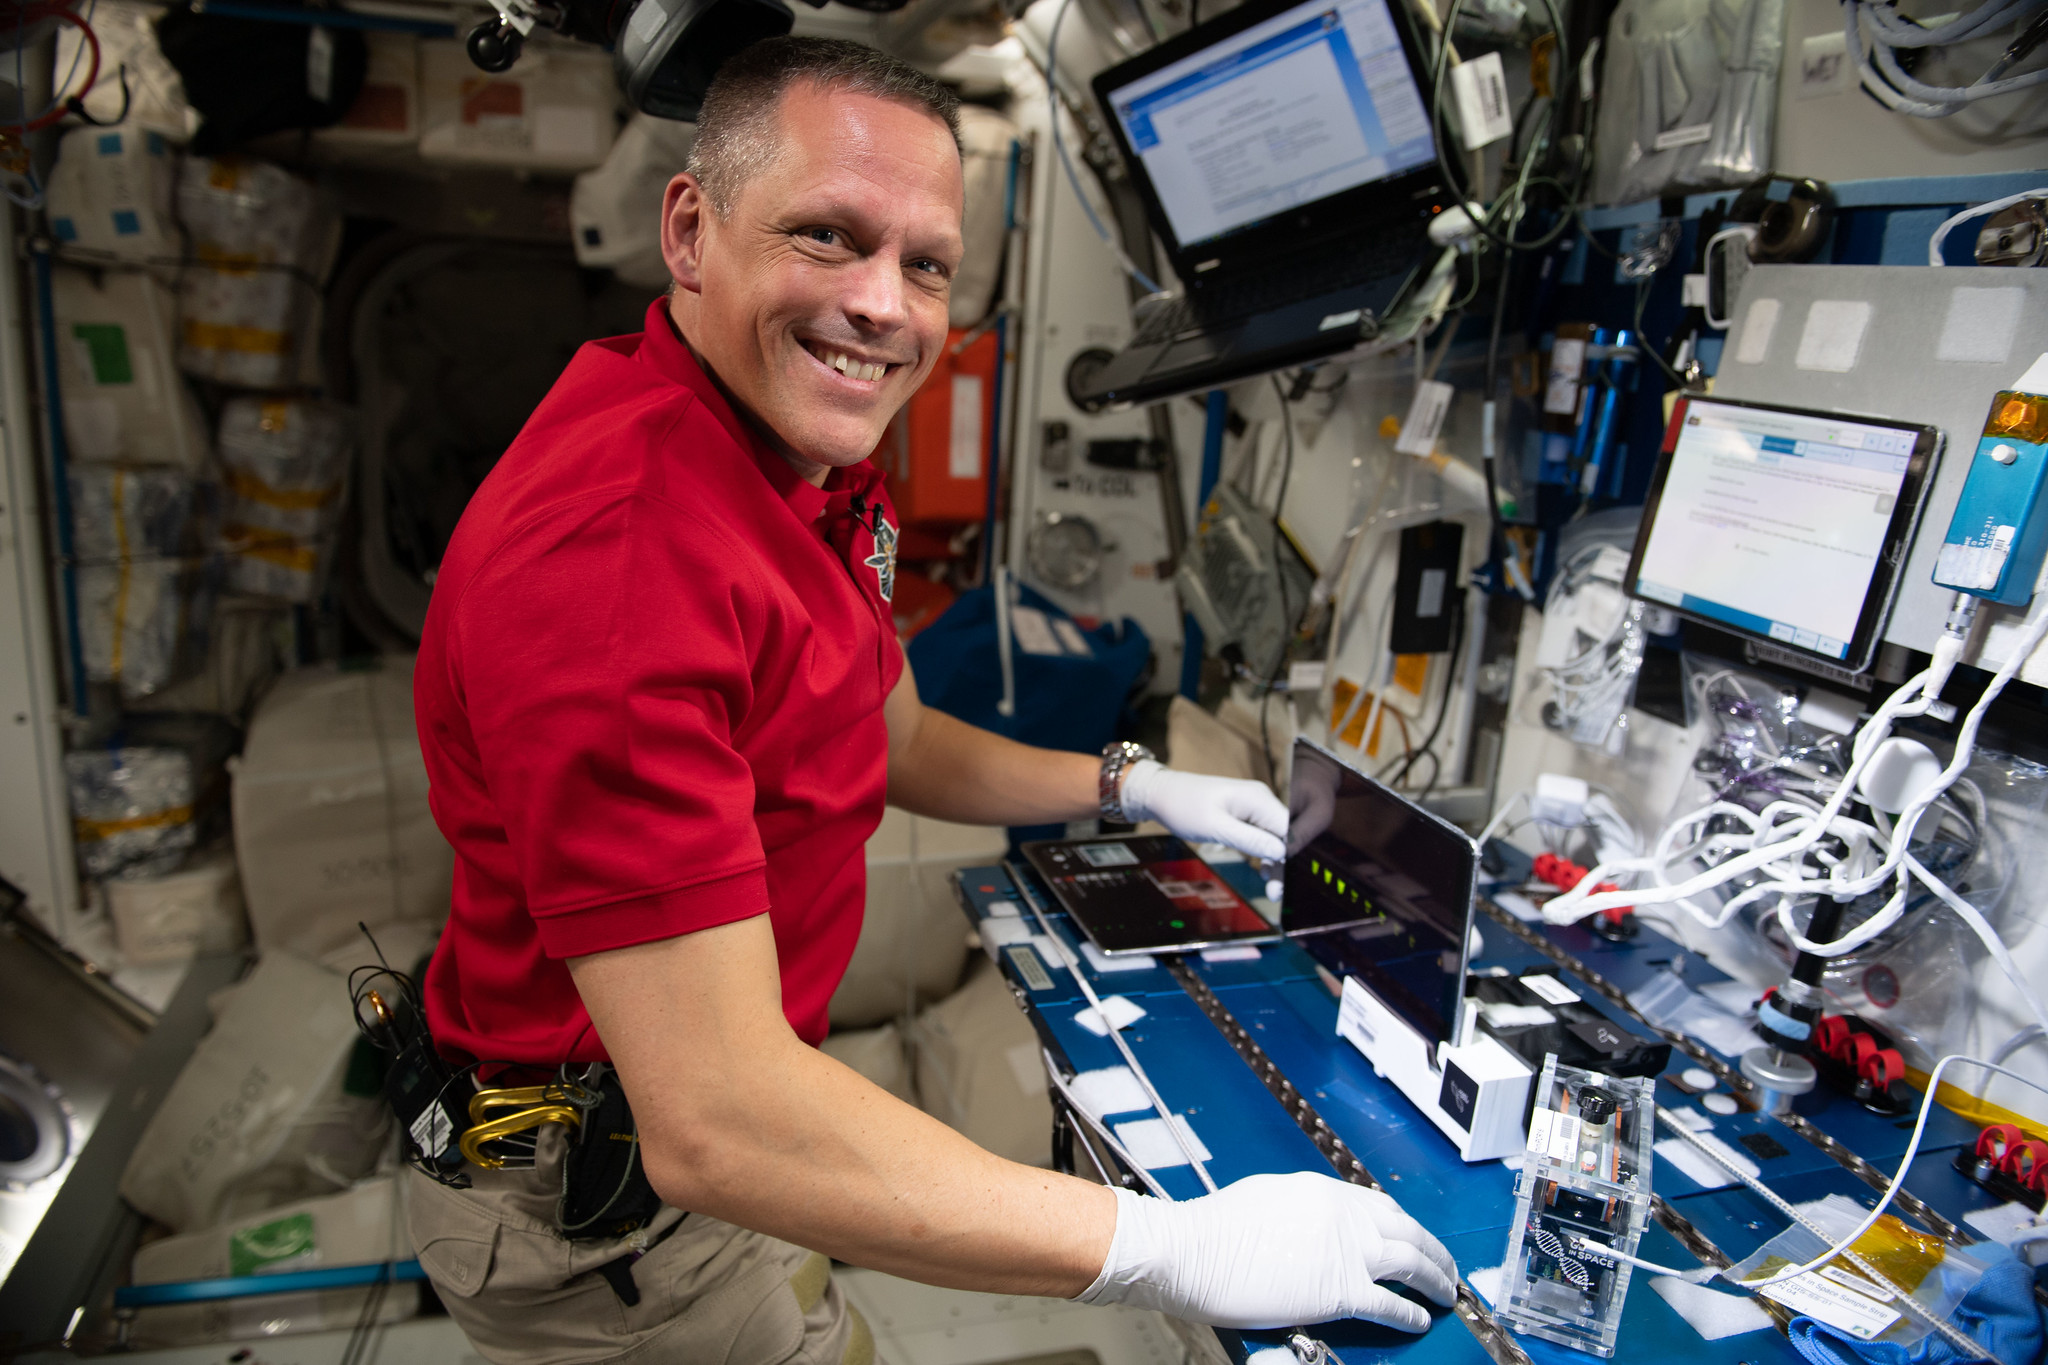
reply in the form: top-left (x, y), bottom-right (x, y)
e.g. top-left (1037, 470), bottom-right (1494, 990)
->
top-left (453, 491), bottom-right (771, 958)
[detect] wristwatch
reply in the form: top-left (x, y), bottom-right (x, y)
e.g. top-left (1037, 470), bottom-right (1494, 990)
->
top-left (1098, 741), bottom-right (1155, 823)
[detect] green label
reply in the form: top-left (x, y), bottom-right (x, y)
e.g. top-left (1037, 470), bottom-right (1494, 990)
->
top-left (71, 323), bottom-right (133, 385)
top-left (228, 1211), bottom-right (315, 1276)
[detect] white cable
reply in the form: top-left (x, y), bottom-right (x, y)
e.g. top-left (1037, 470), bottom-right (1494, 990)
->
top-left (1678, 1055), bottom-right (2048, 1292)
top-left (1928, 188), bottom-right (2048, 265)
top-left (1904, 852), bottom-right (2048, 1042)
top-left (1477, 790), bottom-right (1527, 847)
top-left (1567, 1237), bottom-right (1716, 1283)
top-left (1545, 599), bottom-right (2048, 939)
top-left (1017, 873), bottom-right (1220, 1192)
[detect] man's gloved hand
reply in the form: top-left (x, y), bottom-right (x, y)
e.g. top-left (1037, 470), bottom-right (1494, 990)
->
top-left (1076, 1172), bottom-right (1459, 1331)
top-left (1117, 760), bottom-right (1287, 862)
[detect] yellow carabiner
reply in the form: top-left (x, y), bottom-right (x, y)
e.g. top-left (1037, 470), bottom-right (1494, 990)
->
top-left (458, 1103), bottom-right (584, 1170)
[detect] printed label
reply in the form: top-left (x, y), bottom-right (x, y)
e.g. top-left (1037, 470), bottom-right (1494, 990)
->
top-left (1449, 53), bottom-right (1513, 149)
top-left (1007, 945), bottom-right (1056, 992)
top-left (410, 1102), bottom-right (452, 1159)
top-left (1758, 1272), bottom-right (1901, 1339)
top-left (1652, 122), bottom-right (1713, 151)
top-left (1548, 1112), bottom-right (1584, 1163)
top-left (949, 374), bottom-right (984, 479)
top-left (1521, 974), bottom-right (1582, 1006)
top-left (1526, 1105), bottom-right (1556, 1154)
top-left (1394, 380), bottom-right (1455, 456)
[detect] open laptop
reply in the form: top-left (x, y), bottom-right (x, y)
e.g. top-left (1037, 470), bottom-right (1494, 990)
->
top-left (1076, 0), bottom-right (1450, 409)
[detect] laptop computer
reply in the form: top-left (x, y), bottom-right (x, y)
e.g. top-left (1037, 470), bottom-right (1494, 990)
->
top-left (1076, 0), bottom-right (1450, 409)
top-left (1282, 738), bottom-right (1476, 1049)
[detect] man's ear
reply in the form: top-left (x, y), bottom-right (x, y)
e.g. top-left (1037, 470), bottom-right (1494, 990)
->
top-left (661, 172), bottom-right (712, 294)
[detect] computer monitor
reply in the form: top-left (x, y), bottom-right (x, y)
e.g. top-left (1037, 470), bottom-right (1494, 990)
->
top-left (1625, 396), bottom-right (1942, 674)
top-left (1284, 739), bottom-right (1477, 1049)
top-left (1095, 0), bottom-right (1438, 259)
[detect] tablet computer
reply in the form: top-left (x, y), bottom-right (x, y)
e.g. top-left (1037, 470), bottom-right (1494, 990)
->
top-left (1625, 395), bottom-right (1942, 675)
top-left (1018, 834), bottom-right (1279, 956)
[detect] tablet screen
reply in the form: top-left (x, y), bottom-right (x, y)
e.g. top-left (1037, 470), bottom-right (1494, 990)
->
top-left (1021, 835), bottom-right (1277, 955)
top-left (1626, 397), bottom-right (1940, 672)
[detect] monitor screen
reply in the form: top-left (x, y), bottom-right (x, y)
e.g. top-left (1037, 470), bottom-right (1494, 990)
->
top-left (1627, 397), bottom-right (1939, 671)
top-left (1284, 741), bottom-right (1475, 1048)
top-left (1102, 0), bottom-right (1436, 249)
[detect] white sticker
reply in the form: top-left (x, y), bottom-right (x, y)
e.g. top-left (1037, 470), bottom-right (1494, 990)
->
top-left (1681, 272), bottom-right (1710, 307)
top-left (1113, 1114), bottom-right (1213, 1169)
top-left (1733, 297), bottom-right (1780, 365)
top-left (1757, 1272), bottom-right (1902, 1339)
top-left (1010, 605), bottom-right (1065, 656)
top-left (1075, 994), bottom-right (1148, 1036)
top-left (1545, 337), bottom-right (1586, 413)
top-left (949, 374), bottom-right (984, 479)
top-left (983, 899), bottom-right (1021, 918)
top-left (1796, 31), bottom-right (1854, 99)
top-left (1051, 616), bottom-right (1092, 656)
top-left (1320, 309), bottom-right (1363, 332)
top-left (1394, 379), bottom-right (1455, 455)
top-left (1521, 974), bottom-right (1582, 1006)
top-left (410, 1103), bottom-right (452, 1159)
top-left (1416, 567), bottom-right (1447, 619)
top-left (1652, 122), bottom-right (1713, 151)
top-left (1526, 1105), bottom-right (1556, 1155)
top-left (1289, 660), bottom-right (1327, 691)
top-left (1549, 1112), bottom-right (1584, 1162)
top-left (1449, 53), bottom-right (1514, 149)
top-left (1794, 299), bottom-right (1872, 373)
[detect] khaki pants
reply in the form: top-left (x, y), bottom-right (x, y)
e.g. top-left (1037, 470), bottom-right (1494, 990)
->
top-left (407, 1128), bottom-right (877, 1365)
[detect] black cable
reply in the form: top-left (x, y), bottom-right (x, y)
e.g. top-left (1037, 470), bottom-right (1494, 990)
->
top-left (1389, 597), bottom-right (1466, 789)
top-left (1632, 278), bottom-right (1687, 386)
top-left (1426, 0), bottom-right (1576, 253)
top-left (1257, 373), bottom-right (1300, 786)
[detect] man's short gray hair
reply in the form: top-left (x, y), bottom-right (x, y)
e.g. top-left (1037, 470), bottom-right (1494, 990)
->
top-left (687, 36), bottom-right (961, 218)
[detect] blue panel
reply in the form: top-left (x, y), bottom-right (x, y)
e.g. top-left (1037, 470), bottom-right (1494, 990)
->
top-left (1879, 209), bottom-right (1951, 265)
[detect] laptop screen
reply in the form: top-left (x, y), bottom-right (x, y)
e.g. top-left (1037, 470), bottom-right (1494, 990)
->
top-left (1283, 740), bottom-right (1475, 1047)
top-left (1102, 0), bottom-right (1436, 249)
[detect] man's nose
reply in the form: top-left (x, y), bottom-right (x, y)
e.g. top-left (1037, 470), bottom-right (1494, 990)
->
top-left (841, 252), bottom-right (911, 333)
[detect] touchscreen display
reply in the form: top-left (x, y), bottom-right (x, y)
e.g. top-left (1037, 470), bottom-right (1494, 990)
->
top-left (1102, 0), bottom-right (1435, 247)
top-left (1284, 741), bottom-right (1475, 1047)
top-left (1629, 397), bottom-right (1935, 668)
top-left (1022, 835), bottom-right (1275, 954)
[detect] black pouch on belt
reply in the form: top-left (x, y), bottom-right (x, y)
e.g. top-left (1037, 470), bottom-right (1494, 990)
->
top-left (556, 1065), bottom-right (664, 1242)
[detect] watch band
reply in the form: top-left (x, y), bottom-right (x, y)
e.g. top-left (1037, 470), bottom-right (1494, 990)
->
top-left (1098, 741), bottom-right (1155, 823)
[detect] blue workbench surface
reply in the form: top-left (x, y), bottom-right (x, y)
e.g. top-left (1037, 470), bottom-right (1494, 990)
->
top-left (955, 864), bottom-right (2009, 1365)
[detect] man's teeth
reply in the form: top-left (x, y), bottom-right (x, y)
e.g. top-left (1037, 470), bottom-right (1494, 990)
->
top-left (821, 349), bottom-right (887, 382)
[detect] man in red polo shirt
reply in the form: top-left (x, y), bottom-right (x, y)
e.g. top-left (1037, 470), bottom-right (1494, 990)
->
top-left (409, 36), bottom-right (1456, 1363)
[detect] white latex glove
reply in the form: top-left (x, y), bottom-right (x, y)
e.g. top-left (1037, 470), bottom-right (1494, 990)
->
top-left (1076, 1173), bottom-right (1459, 1331)
top-left (1118, 760), bottom-right (1288, 862)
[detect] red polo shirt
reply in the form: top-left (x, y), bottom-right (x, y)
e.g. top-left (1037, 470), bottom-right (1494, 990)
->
top-left (415, 299), bottom-right (903, 1065)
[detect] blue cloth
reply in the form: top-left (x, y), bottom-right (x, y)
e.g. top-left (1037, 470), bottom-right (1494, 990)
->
top-left (906, 582), bottom-right (1149, 755)
top-left (1786, 1246), bottom-right (2044, 1365)
top-left (906, 583), bottom-right (1150, 848)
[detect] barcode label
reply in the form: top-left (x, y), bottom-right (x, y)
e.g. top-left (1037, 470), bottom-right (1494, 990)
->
top-left (1008, 945), bottom-right (1055, 992)
top-left (1450, 53), bottom-right (1514, 149)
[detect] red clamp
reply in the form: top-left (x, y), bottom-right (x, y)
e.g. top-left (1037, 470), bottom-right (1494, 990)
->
top-left (1814, 1016), bottom-right (1851, 1057)
top-left (1859, 1048), bottom-right (1904, 1090)
top-left (1977, 1123), bottom-right (2025, 1162)
top-left (2001, 1138), bottom-right (2048, 1185)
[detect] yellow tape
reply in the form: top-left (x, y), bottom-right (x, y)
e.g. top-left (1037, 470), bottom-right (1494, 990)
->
top-left (183, 319), bottom-right (291, 356)
top-left (75, 803), bottom-right (194, 841)
top-left (221, 525), bottom-right (319, 573)
top-left (223, 465), bottom-right (337, 512)
top-left (1907, 1067), bottom-right (2048, 1144)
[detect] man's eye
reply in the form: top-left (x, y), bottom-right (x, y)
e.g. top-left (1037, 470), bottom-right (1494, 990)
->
top-left (802, 228), bottom-right (840, 246)
top-left (910, 259), bottom-right (947, 276)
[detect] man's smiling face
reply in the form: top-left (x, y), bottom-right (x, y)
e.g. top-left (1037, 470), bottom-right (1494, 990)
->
top-left (662, 82), bottom-right (964, 483)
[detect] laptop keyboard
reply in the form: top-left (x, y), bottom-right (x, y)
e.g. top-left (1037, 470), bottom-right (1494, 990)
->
top-left (1131, 227), bottom-right (1424, 346)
